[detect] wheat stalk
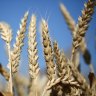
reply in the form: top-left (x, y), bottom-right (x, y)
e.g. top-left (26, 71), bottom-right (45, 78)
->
top-left (28, 14), bottom-right (40, 96)
top-left (11, 11), bottom-right (28, 74)
top-left (0, 22), bottom-right (13, 94)
top-left (71, 0), bottom-right (96, 62)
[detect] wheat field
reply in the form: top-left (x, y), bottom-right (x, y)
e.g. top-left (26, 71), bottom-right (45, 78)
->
top-left (0, 0), bottom-right (96, 96)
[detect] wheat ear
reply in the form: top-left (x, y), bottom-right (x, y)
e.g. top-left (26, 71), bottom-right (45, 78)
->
top-left (59, 3), bottom-right (80, 69)
top-left (0, 22), bottom-right (13, 94)
top-left (41, 19), bottom-right (56, 80)
top-left (71, 0), bottom-right (96, 61)
top-left (28, 14), bottom-right (40, 79)
top-left (13, 74), bottom-right (28, 96)
top-left (60, 3), bottom-right (94, 72)
top-left (41, 19), bottom-right (57, 96)
top-left (60, 3), bottom-right (75, 34)
top-left (53, 41), bottom-right (67, 78)
top-left (28, 15), bottom-right (40, 96)
top-left (53, 41), bottom-right (68, 96)
top-left (11, 11), bottom-right (28, 74)
top-left (53, 42), bottom-right (80, 87)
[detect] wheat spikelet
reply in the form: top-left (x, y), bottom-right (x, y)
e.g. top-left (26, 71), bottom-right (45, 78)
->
top-left (53, 41), bottom-right (67, 78)
top-left (28, 14), bottom-right (40, 96)
top-left (53, 41), bottom-right (67, 96)
top-left (11, 11), bottom-right (28, 74)
top-left (41, 19), bottom-right (56, 80)
top-left (0, 22), bottom-right (12, 44)
top-left (71, 0), bottom-right (96, 61)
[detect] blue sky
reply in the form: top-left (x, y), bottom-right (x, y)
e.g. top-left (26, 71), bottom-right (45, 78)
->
top-left (0, 0), bottom-right (96, 78)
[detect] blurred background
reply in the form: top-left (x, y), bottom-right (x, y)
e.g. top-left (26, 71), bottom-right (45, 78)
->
top-left (0, 0), bottom-right (96, 83)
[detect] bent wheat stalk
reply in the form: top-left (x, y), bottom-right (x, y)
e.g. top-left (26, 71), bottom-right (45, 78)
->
top-left (28, 14), bottom-right (40, 79)
top-left (0, 22), bottom-right (13, 94)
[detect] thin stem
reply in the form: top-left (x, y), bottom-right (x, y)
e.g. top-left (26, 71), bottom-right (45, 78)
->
top-left (7, 43), bottom-right (13, 95)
